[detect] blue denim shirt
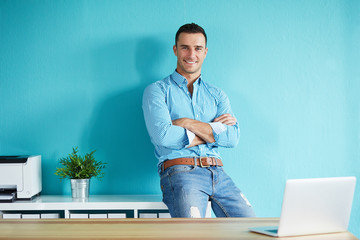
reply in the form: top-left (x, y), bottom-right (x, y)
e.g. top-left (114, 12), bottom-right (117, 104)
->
top-left (142, 71), bottom-right (240, 168)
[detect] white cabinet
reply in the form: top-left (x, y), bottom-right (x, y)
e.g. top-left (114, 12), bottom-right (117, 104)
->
top-left (0, 195), bottom-right (169, 219)
top-left (0, 195), bottom-right (212, 219)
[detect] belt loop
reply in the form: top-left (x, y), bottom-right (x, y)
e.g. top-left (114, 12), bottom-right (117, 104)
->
top-left (214, 157), bottom-right (218, 166)
top-left (161, 163), bottom-right (165, 172)
top-left (193, 157), bottom-right (197, 168)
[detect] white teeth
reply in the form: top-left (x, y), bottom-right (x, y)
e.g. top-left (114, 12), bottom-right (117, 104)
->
top-left (185, 60), bottom-right (196, 64)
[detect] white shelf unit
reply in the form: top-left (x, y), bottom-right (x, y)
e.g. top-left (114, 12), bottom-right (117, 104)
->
top-left (0, 195), bottom-right (170, 219)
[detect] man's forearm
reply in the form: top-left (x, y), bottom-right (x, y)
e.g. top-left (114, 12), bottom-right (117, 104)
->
top-left (186, 120), bottom-right (215, 143)
top-left (187, 135), bottom-right (206, 148)
top-left (172, 118), bottom-right (215, 143)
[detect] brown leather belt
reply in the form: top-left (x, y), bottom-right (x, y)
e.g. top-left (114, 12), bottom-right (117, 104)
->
top-left (162, 157), bottom-right (223, 172)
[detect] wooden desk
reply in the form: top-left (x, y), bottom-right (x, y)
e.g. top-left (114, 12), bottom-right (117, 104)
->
top-left (0, 218), bottom-right (357, 240)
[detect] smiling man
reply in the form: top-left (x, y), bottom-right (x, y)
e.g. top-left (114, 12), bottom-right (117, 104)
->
top-left (142, 23), bottom-right (255, 218)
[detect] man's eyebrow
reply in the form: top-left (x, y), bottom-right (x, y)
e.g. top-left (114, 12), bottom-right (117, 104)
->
top-left (179, 44), bottom-right (204, 48)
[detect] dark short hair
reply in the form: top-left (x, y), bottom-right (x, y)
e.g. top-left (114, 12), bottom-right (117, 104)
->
top-left (175, 23), bottom-right (207, 46)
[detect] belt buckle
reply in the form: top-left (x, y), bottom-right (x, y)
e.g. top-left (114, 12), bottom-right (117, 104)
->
top-left (199, 157), bottom-right (211, 168)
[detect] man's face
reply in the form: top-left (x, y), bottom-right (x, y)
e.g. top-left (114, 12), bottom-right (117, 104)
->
top-left (173, 33), bottom-right (208, 79)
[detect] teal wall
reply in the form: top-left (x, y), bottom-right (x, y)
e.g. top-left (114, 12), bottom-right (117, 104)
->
top-left (1, 0), bottom-right (359, 236)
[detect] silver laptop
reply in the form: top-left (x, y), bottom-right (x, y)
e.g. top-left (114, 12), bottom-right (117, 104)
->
top-left (250, 177), bottom-right (356, 237)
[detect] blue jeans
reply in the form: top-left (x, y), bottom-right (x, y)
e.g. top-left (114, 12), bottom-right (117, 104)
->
top-left (160, 165), bottom-right (256, 218)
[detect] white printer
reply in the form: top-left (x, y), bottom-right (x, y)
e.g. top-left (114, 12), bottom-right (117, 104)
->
top-left (0, 155), bottom-right (42, 202)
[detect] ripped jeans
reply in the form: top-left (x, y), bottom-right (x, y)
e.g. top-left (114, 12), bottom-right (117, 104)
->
top-left (160, 165), bottom-right (256, 218)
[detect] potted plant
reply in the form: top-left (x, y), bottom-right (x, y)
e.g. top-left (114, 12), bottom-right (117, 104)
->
top-left (55, 147), bottom-right (106, 199)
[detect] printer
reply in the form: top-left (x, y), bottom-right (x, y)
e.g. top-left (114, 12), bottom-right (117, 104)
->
top-left (0, 155), bottom-right (42, 202)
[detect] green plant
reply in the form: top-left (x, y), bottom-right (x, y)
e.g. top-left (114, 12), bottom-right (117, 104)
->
top-left (55, 147), bottom-right (106, 180)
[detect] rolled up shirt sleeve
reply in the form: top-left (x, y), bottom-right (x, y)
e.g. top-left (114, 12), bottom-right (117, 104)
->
top-left (142, 83), bottom-right (192, 149)
top-left (209, 122), bottom-right (226, 135)
top-left (209, 122), bottom-right (240, 148)
top-left (185, 129), bottom-right (196, 145)
top-left (207, 89), bottom-right (240, 148)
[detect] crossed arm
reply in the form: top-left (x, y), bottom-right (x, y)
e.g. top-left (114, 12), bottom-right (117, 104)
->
top-left (172, 113), bottom-right (237, 148)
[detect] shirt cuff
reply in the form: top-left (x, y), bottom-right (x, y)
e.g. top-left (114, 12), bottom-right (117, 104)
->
top-left (209, 122), bottom-right (226, 135)
top-left (186, 129), bottom-right (196, 146)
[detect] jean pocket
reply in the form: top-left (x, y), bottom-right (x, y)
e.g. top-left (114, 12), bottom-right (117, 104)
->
top-left (161, 165), bottom-right (195, 179)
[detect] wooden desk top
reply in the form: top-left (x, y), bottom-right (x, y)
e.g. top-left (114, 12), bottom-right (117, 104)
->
top-left (0, 218), bottom-right (357, 240)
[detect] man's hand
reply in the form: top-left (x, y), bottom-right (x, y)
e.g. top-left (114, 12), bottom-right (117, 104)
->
top-left (213, 113), bottom-right (237, 126)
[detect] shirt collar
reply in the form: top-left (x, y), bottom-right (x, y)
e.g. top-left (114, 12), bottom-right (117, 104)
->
top-left (171, 70), bottom-right (202, 87)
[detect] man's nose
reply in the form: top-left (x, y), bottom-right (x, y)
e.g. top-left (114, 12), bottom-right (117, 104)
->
top-left (188, 48), bottom-right (196, 58)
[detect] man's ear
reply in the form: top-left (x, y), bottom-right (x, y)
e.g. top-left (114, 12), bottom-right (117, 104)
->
top-left (173, 45), bottom-right (177, 56)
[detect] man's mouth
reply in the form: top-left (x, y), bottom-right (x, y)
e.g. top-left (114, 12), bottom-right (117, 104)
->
top-left (184, 60), bottom-right (197, 64)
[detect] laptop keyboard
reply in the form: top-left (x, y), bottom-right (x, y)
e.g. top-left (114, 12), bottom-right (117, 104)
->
top-left (267, 229), bottom-right (278, 234)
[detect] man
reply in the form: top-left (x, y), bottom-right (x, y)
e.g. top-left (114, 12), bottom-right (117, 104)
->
top-left (142, 23), bottom-right (255, 218)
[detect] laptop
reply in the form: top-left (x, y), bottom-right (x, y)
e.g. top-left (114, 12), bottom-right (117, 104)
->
top-left (249, 176), bottom-right (356, 237)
